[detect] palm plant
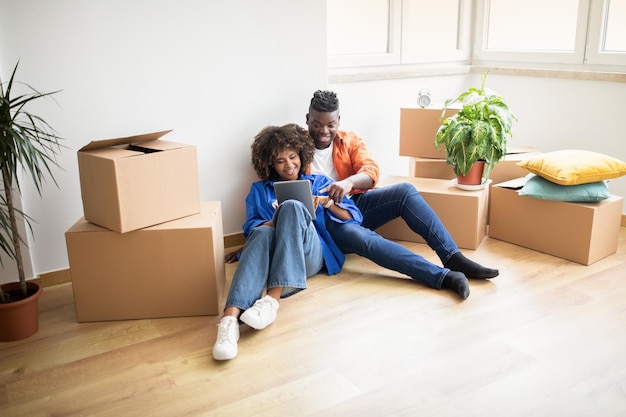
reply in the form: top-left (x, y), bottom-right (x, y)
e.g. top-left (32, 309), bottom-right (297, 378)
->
top-left (435, 72), bottom-right (516, 183)
top-left (1, 61), bottom-right (62, 303)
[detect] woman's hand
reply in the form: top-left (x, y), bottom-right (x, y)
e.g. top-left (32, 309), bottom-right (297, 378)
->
top-left (225, 248), bottom-right (242, 264)
top-left (313, 195), bottom-right (352, 220)
top-left (313, 195), bottom-right (333, 209)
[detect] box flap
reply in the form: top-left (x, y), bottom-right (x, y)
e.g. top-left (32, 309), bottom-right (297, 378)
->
top-left (495, 177), bottom-right (527, 190)
top-left (506, 146), bottom-right (540, 155)
top-left (79, 130), bottom-right (173, 152)
top-left (132, 139), bottom-right (192, 152)
top-left (65, 217), bottom-right (107, 234)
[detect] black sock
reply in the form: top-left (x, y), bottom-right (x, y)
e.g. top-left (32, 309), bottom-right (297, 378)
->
top-left (442, 271), bottom-right (470, 300)
top-left (444, 252), bottom-right (499, 279)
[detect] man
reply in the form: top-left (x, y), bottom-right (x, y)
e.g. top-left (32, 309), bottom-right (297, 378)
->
top-left (306, 90), bottom-right (499, 299)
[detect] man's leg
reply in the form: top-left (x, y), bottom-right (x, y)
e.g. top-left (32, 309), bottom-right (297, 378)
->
top-left (326, 221), bottom-right (469, 298)
top-left (354, 183), bottom-right (498, 279)
top-left (327, 220), bottom-right (445, 289)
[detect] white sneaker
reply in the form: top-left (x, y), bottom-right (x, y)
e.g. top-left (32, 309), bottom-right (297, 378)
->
top-left (212, 316), bottom-right (240, 360)
top-left (240, 295), bottom-right (279, 330)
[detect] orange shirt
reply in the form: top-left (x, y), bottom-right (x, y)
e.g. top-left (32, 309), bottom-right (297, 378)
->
top-left (314, 130), bottom-right (380, 193)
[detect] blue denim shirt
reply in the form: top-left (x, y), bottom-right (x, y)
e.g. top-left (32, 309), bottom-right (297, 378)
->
top-left (243, 174), bottom-right (362, 275)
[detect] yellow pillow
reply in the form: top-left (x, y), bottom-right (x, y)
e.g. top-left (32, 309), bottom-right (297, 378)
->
top-left (517, 150), bottom-right (626, 185)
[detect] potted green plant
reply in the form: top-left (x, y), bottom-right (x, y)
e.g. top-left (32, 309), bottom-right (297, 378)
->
top-left (0, 61), bottom-right (62, 341)
top-left (434, 72), bottom-right (516, 187)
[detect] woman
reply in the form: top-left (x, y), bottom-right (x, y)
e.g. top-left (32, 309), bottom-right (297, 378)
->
top-left (213, 123), bottom-right (362, 361)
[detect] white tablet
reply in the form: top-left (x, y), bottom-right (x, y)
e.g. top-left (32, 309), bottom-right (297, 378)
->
top-left (273, 179), bottom-right (316, 220)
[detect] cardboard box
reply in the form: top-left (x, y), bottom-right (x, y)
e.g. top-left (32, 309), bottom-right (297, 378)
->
top-left (408, 147), bottom-right (542, 184)
top-left (399, 107), bottom-right (459, 159)
top-left (65, 201), bottom-right (225, 322)
top-left (78, 130), bottom-right (201, 233)
top-left (375, 176), bottom-right (489, 249)
top-left (488, 178), bottom-right (623, 265)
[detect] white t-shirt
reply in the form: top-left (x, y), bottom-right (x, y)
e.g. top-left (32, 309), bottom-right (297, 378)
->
top-left (311, 146), bottom-right (339, 181)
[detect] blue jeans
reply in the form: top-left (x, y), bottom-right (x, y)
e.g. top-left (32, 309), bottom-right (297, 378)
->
top-left (225, 200), bottom-right (324, 311)
top-left (326, 182), bottom-right (460, 289)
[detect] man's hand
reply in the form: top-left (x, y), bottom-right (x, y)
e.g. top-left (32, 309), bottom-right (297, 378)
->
top-left (321, 179), bottom-right (353, 202)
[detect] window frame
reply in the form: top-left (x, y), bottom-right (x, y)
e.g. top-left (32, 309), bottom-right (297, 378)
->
top-left (584, 0), bottom-right (626, 66)
top-left (327, 0), bottom-right (402, 68)
top-left (399, 0), bottom-right (472, 64)
top-left (328, 0), bottom-right (472, 69)
top-left (328, 0), bottom-right (626, 77)
top-left (472, 0), bottom-right (590, 66)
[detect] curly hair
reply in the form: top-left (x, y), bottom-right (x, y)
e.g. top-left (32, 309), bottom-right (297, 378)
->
top-left (309, 90), bottom-right (339, 113)
top-left (250, 123), bottom-right (315, 180)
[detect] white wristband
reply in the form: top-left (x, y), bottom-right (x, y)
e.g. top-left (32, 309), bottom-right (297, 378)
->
top-left (323, 199), bottom-right (334, 209)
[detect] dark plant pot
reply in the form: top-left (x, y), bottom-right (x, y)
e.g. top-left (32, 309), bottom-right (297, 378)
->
top-left (457, 161), bottom-right (485, 186)
top-left (0, 281), bottom-right (43, 342)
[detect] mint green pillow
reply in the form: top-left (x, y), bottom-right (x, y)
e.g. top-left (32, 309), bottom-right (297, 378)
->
top-left (519, 174), bottom-right (610, 202)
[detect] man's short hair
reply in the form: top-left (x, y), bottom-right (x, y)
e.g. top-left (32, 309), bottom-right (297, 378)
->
top-left (310, 90), bottom-right (339, 112)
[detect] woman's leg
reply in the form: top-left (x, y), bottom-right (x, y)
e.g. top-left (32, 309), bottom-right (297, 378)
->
top-left (240, 200), bottom-right (323, 329)
top-left (268, 200), bottom-right (324, 296)
top-left (213, 225), bottom-right (276, 361)
top-left (223, 225), bottom-right (276, 312)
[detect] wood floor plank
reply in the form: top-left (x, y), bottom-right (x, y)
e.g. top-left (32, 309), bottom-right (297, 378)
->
top-left (1, 229), bottom-right (625, 416)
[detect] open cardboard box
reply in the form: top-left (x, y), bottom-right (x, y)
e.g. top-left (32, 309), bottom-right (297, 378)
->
top-left (65, 201), bottom-right (225, 322)
top-left (489, 178), bottom-right (623, 265)
top-left (375, 176), bottom-right (489, 250)
top-left (78, 130), bottom-right (201, 233)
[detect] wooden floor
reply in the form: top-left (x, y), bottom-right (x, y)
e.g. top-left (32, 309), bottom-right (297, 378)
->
top-left (2, 229), bottom-right (626, 417)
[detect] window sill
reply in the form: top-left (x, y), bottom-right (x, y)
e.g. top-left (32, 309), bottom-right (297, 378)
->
top-left (328, 64), bottom-right (471, 83)
top-left (329, 64), bottom-right (626, 84)
top-left (470, 66), bottom-right (626, 83)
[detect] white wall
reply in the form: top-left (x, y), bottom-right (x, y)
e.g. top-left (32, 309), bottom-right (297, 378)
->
top-left (0, 0), bottom-right (327, 282)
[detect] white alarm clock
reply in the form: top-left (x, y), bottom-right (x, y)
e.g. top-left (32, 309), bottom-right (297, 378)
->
top-left (417, 88), bottom-right (431, 108)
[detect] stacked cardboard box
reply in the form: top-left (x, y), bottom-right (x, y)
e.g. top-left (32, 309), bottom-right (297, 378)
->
top-left (375, 176), bottom-right (489, 250)
top-left (399, 107), bottom-right (540, 183)
top-left (389, 107), bottom-right (537, 250)
top-left (77, 130), bottom-right (202, 233)
top-left (408, 147), bottom-right (542, 184)
top-left (65, 131), bottom-right (225, 322)
top-left (398, 107), bottom-right (542, 229)
top-left (399, 107), bottom-right (459, 159)
top-left (488, 178), bottom-right (623, 265)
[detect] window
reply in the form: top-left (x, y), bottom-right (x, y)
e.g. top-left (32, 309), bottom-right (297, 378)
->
top-left (327, 0), bottom-right (401, 67)
top-left (604, 0), bottom-right (626, 51)
top-left (484, 0), bottom-right (579, 51)
top-left (328, 0), bottom-right (626, 73)
top-left (327, 0), bottom-right (471, 69)
top-left (585, 0), bottom-right (626, 66)
top-left (474, 0), bottom-right (626, 69)
top-left (401, 0), bottom-right (471, 63)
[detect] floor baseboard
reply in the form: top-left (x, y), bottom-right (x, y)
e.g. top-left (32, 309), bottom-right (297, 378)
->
top-left (38, 269), bottom-right (72, 287)
top-left (224, 232), bottom-right (245, 249)
top-left (31, 219), bottom-right (626, 287)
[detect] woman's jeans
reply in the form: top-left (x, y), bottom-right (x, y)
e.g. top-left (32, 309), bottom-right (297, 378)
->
top-left (225, 200), bottom-right (324, 311)
top-left (326, 182), bottom-right (460, 289)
